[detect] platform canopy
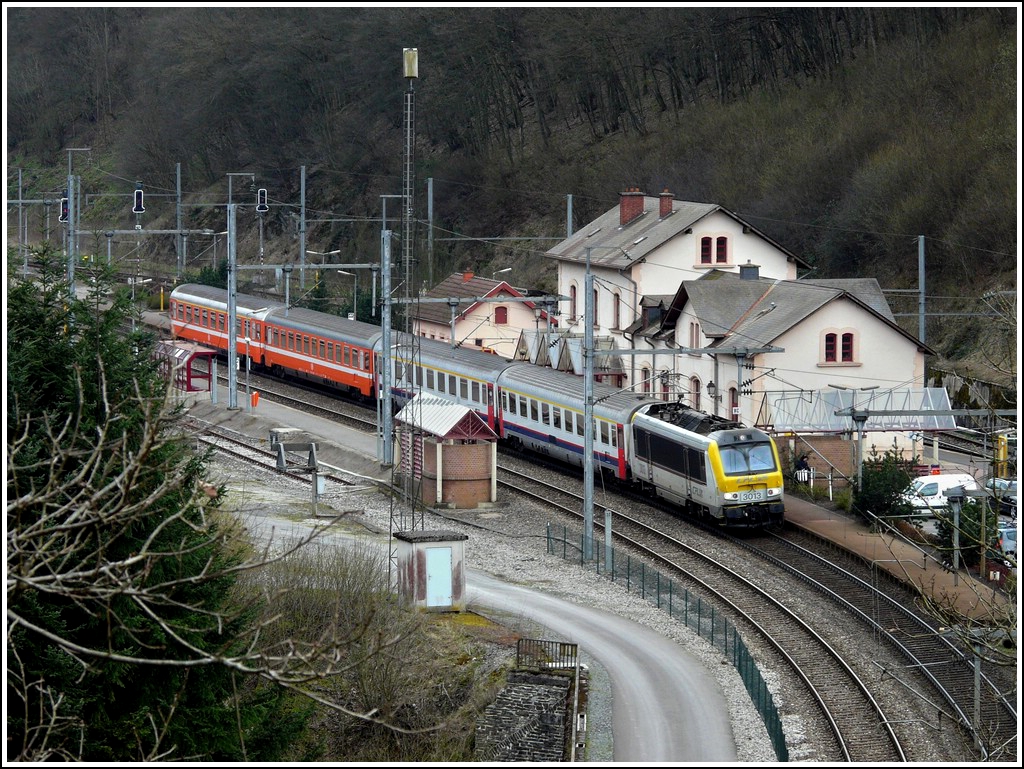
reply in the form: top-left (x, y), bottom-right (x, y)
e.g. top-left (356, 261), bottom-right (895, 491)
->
top-left (768, 387), bottom-right (958, 433)
top-left (395, 394), bottom-right (497, 441)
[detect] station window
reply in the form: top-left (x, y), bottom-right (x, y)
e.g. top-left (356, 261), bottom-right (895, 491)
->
top-left (495, 306), bottom-right (508, 325)
top-left (700, 237), bottom-right (712, 264)
top-left (716, 236), bottom-right (728, 263)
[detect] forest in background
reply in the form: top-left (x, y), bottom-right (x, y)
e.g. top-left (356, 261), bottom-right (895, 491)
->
top-left (5, 6), bottom-right (1018, 381)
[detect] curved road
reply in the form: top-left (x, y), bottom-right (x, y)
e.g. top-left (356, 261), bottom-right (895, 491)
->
top-left (467, 571), bottom-right (736, 762)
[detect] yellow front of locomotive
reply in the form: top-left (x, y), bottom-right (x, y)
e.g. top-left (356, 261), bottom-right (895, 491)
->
top-left (707, 431), bottom-right (785, 528)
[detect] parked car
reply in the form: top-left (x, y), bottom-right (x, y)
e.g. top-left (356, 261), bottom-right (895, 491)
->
top-left (985, 477), bottom-right (1018, 519)
top-left (997, 522), bottom-right (1016, 565)
top-left (900, 473), bottom-right (980, 513)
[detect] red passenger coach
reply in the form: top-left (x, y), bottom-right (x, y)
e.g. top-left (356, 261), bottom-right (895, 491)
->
top-left (168, 285), bottom-right (383, 399)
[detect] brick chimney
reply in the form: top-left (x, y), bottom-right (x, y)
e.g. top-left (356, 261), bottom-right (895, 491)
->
top-left (619, 187), bottom-right (646, 226)
top-left (462, 270), bottom-right (474, 282)
top-left (659, 188), bottom-right (674, 218)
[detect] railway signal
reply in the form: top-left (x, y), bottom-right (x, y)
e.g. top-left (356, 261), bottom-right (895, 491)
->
top-left (58, 192), bottom-right (69, 222)
top-left (132, 182), bottom-right (145, 214)
top-left (256, 188), bottom-right (269, 213)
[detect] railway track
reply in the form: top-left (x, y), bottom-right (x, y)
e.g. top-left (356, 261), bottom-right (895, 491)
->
top-left (177, 352), bottom-right (1015, 760)
top-left (498, 466), bottom-right (905, 763)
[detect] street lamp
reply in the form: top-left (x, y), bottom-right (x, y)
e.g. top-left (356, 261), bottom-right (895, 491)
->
top-left (493, 267), bottom-right (512, 280)
top-left (105, 231), bottom-right (114, 266)
top-left (706, 380), bottom-right (722, 416)
top-left (337, 270), bottom-right (358, 321)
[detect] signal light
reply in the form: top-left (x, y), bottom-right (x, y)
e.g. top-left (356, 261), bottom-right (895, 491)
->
top-left (256, 188), bottom-right (269, 213)
top-left (132, 183), bottom-right (145, 214)
top-left (59, 192), bottom-right (69, 222)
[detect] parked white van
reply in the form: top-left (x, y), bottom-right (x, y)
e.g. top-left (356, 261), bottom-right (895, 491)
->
top-left (900, 473), bottom-right (980, 512)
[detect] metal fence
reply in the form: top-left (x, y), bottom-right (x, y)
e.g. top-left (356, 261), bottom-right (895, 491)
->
top-left (546, 523), bottom-right (789, 762)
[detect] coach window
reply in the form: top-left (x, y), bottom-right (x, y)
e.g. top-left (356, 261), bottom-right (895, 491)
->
top-left (521, 397), bottom-right (529, 418)
top-left (219, 314), bottom-right (225, 331)
top-left (552, 407), bottom-right (561, 430)
top-left (302, 336), bottom-right (309, 354)
top-left (530, 399), bottom-right (539, 422)
top-left (541, 403), bottom-right (549, 426)
top-left (460, 378), bottom-right (469, 399)
top-left (416, 366), bottom-right (423, 387)
top-left (425, 369), bottom-right (434, 390)
top-left (506, 392), bottom-right (516, 414)
top-left (255, 325), bottom-right (261, 341)
top-left (472, 381), bottom-right (480, 402)
top-left (449, 376), bottom-right (457, 396)
top-left (319, 340), bottom-right (326, 358)
top-left (201, 309), bottom-right (208, 326)
top-left (287, 332), bottom-right (294, 350)
top-left (185, 306), bottom-right (192, 323)
top-left (600, 421), bottom-right (609, 445)
top-left (326, 342), bottom-right (333, 360)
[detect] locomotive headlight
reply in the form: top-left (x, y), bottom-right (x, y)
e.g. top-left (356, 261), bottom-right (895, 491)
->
top-left (766, 487), bottom-right (780, 497)
top-left (724, 492), bottom-right (739, 501)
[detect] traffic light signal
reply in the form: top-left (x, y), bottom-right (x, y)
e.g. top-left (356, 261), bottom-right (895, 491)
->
top-left (132, 183), bottom-right (145, 214)
top-left (59, 192), bottom-right (69, 222)
top-left (256, 188), bottom-right (269, 213)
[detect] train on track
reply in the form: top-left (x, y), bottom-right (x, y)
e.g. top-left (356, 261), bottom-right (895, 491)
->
top-left (168, 284), bottom-right (786, 528)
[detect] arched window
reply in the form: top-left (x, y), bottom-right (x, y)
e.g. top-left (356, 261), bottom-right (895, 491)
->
top-left (690, 377), bottom-right (701, 410)
top-left (716, 236), bottom-right (728, 263)
top-left (822, 330), bottom-right (858, 364)
top-left (641, 368), bottom-right (651, 394)
top-left (841, 332), bottom-right (854, 362)
top-left (569, 285), bottom-right (577, 321)
top-left (729, 387), bottom-right (739, 417)
top-left (593, 288), bottom-right (599, 327)
top-left (661, 371), bottom-right (672, 401)
top-left (613, 293), bottom-right (621, 329)
top-left (700, 236), bottom-right (712, 264)
top-left (494, 306), bottom-right (508, 325)
top-left (824, 332), bottom-right (837, 362)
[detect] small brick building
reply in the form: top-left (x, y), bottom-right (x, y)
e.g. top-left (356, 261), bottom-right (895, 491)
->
top-left (395, 394), bottom-right (498, 508)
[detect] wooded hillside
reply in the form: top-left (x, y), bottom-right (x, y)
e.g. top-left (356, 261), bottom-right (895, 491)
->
top-left (5, 6), bottom-right (1018, 380)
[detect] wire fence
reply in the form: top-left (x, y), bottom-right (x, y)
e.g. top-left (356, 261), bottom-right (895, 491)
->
top-left (546, 523), bottom-right (789, 762)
